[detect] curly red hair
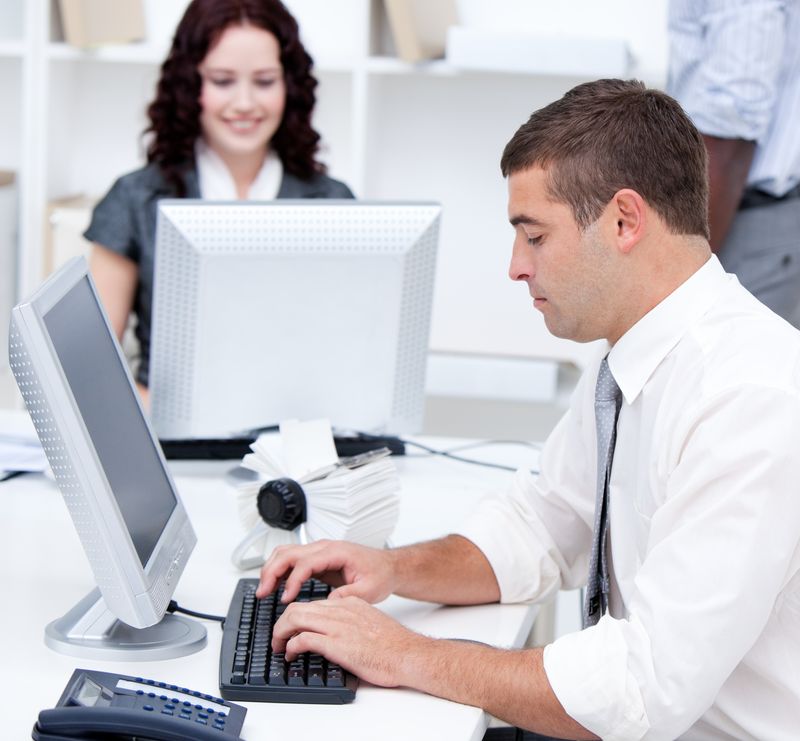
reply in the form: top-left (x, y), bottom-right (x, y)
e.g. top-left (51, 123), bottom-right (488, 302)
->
top-left (145, 0), bottom-right (325, 195)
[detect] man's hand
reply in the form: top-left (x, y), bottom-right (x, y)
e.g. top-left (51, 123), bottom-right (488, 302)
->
top-left (271, 596), bottom-right (425, 687)
top-left (271, 596), bottom-right (596, 739)
top-left (256, 539), bottom-right (396, 604)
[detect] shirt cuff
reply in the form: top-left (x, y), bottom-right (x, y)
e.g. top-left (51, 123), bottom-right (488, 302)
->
top-left (543, 617), bottom-right (650, 741)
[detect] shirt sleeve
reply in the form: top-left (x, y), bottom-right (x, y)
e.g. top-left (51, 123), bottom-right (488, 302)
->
top-left (668, 0), bottom-right (786, 141)
top-left (83, 174), bottom-right (141, 262)
top-left (544, 385), bottom-right (800, 741)
top-left (454, 368), bottom-right (597, 604)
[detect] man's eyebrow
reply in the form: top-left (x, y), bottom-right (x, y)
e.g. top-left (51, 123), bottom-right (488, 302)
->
top-left (509, 215), bottom-right (546, 227)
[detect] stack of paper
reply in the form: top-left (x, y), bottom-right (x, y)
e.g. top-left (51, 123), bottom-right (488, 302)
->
top-left (303, 457), bottom-right (400, 547)
top-left (231, 419), bottom-right (401, 570)
top-left (0, 431), bottom-right (48, 481)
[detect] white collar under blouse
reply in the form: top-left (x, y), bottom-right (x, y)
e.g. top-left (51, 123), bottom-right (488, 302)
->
top-left (195, 138), bottom-right (283, 201)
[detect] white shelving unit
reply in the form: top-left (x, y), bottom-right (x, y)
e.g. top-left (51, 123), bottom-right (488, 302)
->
top-left (1, 0), bottom-right (669, 393)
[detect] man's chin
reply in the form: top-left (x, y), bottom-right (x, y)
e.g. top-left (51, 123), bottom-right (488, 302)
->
top-left (543, 317), bottom-right (598, 344)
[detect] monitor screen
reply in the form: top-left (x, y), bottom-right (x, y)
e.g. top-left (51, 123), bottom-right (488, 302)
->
top-left (42, 276), bottom-right (176, 566)
top-left (150, 201), bottom-right (441, 440)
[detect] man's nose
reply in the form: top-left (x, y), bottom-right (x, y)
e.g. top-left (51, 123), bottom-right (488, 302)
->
top-left (508, 242), bottom-right (531, 282)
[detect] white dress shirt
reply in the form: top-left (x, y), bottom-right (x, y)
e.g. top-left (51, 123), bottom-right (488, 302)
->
top-left (456, 256), bottom-right (800, 740)
top-left (667, 0), bottom-right (800, 196)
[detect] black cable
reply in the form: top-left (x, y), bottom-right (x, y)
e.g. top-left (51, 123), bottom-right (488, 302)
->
top-left (167, 600), bottom-right (225, 625)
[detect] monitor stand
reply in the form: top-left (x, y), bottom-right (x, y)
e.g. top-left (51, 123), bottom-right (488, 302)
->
top-left (44, 588), bottom-right (207, 661)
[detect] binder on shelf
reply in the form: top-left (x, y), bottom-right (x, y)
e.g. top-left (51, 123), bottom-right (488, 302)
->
top-left (56, 0), bottom-right (146, 48)
top-left (45, 195), bottom-right (96, 278)
top-left (383, 0), bottom-right (458, 63)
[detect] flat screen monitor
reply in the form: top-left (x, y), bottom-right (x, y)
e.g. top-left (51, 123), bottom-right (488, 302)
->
top-left (149, 200), bottom-right (441, 440)
top-left (8, 257), bottom-right (206, 660)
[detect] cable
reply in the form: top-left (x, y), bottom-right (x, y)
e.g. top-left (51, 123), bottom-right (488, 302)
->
top-left (347, 429), bottom-right (541, 473)
top-left (400, 438), bottom-right (540, 474)
top-left (433, 439), bottom-right (543, 454)
top-left (167, 600), bottom-right (225, 625)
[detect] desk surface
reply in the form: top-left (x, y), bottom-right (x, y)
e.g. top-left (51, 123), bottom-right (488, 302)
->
top-left (0, 420), bottom-right (540, 741)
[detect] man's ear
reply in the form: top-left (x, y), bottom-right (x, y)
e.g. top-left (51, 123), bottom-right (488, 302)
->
top-left (610, 189), bottom-right (646, 255)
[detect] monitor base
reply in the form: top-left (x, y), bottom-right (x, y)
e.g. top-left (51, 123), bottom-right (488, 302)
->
top-left (44, 589), bottom-right (207, 661)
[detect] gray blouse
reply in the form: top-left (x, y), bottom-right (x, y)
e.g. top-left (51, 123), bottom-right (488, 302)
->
top-left (84, 163), bottom-right (354, 385)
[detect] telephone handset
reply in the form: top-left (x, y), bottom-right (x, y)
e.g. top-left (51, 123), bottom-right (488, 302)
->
top-left (32, 668), bottom-right (246, 741)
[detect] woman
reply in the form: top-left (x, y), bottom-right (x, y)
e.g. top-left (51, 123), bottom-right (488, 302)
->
top-left (85, 0), bottom-right (353, 400)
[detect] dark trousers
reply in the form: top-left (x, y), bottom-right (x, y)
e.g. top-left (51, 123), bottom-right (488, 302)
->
top-left (720, 194), bottom-right (800, 326)
top-left (483, 729), bottom-right (575, 741)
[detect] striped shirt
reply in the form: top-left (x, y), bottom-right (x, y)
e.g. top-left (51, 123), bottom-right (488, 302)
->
top-left (667, 0), bottom-right (800, 197)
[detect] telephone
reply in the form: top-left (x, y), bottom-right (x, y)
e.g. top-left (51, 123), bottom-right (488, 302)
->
top-left (32, 668), bottom-right (246, 741)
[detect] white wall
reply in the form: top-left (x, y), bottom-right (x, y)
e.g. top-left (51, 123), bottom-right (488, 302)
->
top-left (18, 0), bottom-right (673, 374)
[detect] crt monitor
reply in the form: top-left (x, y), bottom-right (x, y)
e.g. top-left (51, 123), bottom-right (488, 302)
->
top-left (8, 257), bottom-right (206, 660)
top-left (149, 200), bottom-right (441, 440)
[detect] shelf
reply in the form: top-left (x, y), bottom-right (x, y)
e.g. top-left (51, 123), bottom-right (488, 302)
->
top-left (365, 42), bottom-right (631, 79)
top-left (446, 28), bottom-right (631, 79)
top-left (46, 42), bottom-right (359, 74)
top-left (41, 44), bottom-right (631, 81)
top-left (365, 56), bottom-right (457, 76)
top-left (47, 41), bottom-right (170, 64)
top-left (0, 40), bottom-right (24, 58)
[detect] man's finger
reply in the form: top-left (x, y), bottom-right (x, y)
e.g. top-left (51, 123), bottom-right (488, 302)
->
top-left (285, 631), bottom-right (328, 662)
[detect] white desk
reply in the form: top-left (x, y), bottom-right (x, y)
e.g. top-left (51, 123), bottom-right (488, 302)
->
top-left (0, 422), bottom-right (540, 741)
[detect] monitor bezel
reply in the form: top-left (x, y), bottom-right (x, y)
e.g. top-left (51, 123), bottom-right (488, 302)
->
top-left (150, 199), bottom-right (441, 440)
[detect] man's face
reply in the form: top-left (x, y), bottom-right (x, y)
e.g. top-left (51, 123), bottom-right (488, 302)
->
top-left (507, 167), bottom-right (615, 343)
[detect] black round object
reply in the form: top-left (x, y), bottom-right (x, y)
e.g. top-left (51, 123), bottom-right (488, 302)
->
top-left (256, 478), bottom-right (307, 531)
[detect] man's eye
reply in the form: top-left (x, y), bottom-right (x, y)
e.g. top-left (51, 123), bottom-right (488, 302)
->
top-left (527, 235), bottom-right (543, 246)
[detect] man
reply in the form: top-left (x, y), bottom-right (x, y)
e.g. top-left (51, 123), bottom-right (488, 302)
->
top-left (258, 80), bottom-right (800, 739)
top-left (668, 0), bottom-right (800, 324)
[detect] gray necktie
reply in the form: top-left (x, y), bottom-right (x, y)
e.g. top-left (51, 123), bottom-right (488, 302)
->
top-left (583, 356), bottom-right (622, 628)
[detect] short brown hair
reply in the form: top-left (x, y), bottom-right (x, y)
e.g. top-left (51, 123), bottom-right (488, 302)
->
top-left (500, 79), bottom-right (709, 238)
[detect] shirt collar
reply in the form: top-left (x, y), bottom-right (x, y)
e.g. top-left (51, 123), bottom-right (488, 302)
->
top-left (195, 138), bottom-right (283, 200)
top-left (608, 255), bottom-right (732, 405)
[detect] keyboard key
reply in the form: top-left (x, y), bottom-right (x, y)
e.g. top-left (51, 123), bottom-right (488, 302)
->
top-left (307, 666), bottom-right (324, 686)
top-left (327, 667), bottom-right (344, 687)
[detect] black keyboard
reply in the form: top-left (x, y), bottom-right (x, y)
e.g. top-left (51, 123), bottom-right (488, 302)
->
top-left (219, 578), bottom-right (358, 704)
top-left (160, 437), bottom-right (255, 460)
top-left (160, 434), bottom-right (405, 461)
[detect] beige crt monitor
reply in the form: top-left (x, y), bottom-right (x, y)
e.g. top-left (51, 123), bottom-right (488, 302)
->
top-left (8, 257), bottom-right (205, 660)
top-left (149, 200), bottom-right (441, 440)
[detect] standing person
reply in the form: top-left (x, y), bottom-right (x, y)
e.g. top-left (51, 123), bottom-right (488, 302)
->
top-left (668, 0), bottom-right (800, 323)
top-left (255, 79), bottom-right (800, 739)
top-left (85, 0), bottom-right (353, 401)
